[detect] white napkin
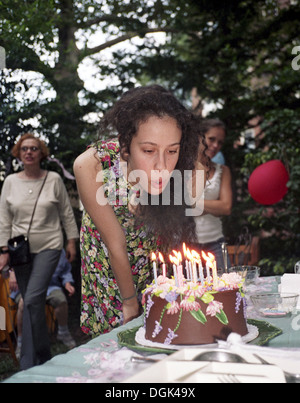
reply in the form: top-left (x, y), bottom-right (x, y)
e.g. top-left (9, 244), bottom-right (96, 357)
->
top-left (280, 274), bottom-right (300, 309)
top-left (219, 332), bottom-right (300, 376)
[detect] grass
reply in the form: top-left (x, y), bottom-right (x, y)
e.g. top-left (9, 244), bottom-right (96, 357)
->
top-left (0, 333), bottom-right (91, 382)
top-left (0, 354), bottom-right (17, 381)
top-left (0, 284), bottom-right (91, 382)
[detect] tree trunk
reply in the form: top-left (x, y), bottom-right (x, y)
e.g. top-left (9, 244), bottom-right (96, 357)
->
top-left (51, 0), bottom-right (85, 152)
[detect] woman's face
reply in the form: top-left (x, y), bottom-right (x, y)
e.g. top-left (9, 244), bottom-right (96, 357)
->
top-left (204, 127), bottom-right (226, 160)
top-left (19, 138), bottom-right (42, 167)
top-left (126, 115), bottom-right (182, 195)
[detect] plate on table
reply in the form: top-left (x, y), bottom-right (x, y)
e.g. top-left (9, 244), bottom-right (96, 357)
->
top-left (118, 326), bottom-right (176, 354)
top-left (117, 319), bottom-right (282, 354)
top-left (124, 351), bottom-right (286, 383)
top-left (247, 319), bottom-right (282, 346)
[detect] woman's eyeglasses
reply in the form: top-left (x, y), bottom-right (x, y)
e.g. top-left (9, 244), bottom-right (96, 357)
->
top-left (21, 146), bottom-right (40, 152)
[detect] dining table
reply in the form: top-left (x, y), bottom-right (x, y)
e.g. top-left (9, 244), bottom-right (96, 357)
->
top-left (3, 276), bottom-right (300, 384)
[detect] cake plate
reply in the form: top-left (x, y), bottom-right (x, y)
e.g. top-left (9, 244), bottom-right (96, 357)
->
top-left (117, 319), bottom-right (282, 355)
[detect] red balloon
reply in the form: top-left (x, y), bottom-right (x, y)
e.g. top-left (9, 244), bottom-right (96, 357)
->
top-left (248, 160), bottom-right (289, 205)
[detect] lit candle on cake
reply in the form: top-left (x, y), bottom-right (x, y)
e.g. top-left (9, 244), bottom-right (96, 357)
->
top-left (192, 257), bottom-right (198, 283)
top-left (184, 259), bottom-right (189, 280)
top-left (185, 247), bottom-right (191, 281)
top-left (187, 248), bottom-right (197, 282)
top-left (192, 250), bottom-right (204, 285)
top-left (192, 261), bottom-right (198, 283)
top-left (183, 243), bottom-right (191, 280)
top-left (151, 252), bottom-right (158, 285)
top-left (202, 251), bottom-right (218, 288)
top-left (208, 252), bottom-right (218, 289)
top-left (158, 252), bottom-right (167, 277)
top-left (188, 260), bottom-right (192, 282)
top-left (177, 251), bottom-right (184, 287)
top-left (169, 255), bottom-right (179, 287)
top-left (172, 250), bottom-right (184, 286)
top-left (198, 260), bottom-right (205, 285)
top-left (202, 251), bottom-right (211, 283)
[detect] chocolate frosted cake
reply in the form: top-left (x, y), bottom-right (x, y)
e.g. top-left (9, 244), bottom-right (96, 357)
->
top-left (142, 273), bottom-right (248, 345)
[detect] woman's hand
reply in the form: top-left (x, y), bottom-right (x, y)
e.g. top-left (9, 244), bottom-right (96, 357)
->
top-left (0, 253), bottom-right (9, 272)
top-left (66, 239), bottom-right (77, 263)
top-left (9, 270), bottom-right (19, 292)
top-left (65, 282), bottom-right (75, 297)
top-left (122, 297), bottom-right (140, 325)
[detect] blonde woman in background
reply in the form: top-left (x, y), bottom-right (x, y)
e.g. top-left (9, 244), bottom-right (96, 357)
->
top-left (0, 133), bottom-right (79, 370)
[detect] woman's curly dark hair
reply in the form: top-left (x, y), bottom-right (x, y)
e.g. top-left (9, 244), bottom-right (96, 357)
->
top-left (98, 85), bottom-right (206, 251)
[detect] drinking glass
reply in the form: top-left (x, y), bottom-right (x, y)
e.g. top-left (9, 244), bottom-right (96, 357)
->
top-left (229, 265), bottom-right (260, 285)
top-left (294, 261), bottom-right (300, 274)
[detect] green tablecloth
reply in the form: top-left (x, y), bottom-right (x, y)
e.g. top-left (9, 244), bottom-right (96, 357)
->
top-left (246, 277), bottom-right (300, 349)
top-left (3, 277), bottom-right (300, 383)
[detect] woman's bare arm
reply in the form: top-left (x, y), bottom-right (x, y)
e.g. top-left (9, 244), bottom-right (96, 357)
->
top-left (74, 148), bottom-right (139, 323)
top-left (203, 165), bottom-right (232, 217)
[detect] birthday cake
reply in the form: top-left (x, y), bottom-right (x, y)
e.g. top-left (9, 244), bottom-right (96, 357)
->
top-left (142, 248), bottom-right (248, 346)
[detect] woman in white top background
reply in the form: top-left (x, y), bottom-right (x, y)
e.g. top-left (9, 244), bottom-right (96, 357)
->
top-left (0, 133), bottom-right (79, 370)
top-left (195, 119), bottom-right (232, 271)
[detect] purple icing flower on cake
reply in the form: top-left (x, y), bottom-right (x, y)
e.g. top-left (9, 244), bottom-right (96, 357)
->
top-left (164, 329), bottom-right (178, 345)
top-left (235, 291), bottom-right (242, 313)
top-left (165, 290), bottom-right (179, 303)
top-left (145, 296), bottom-right (154, 318)
top-left (152, 321), bottom-right (163, 338)
top-left (242, 296), bottom-right (247, 318)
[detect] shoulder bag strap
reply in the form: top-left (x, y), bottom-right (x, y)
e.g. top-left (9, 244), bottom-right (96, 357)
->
top-left (26, 172), bottom-right (49, 238)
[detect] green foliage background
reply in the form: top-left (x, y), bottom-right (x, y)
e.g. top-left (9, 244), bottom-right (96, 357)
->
top-left (1, 0), bottom-right (299, 274)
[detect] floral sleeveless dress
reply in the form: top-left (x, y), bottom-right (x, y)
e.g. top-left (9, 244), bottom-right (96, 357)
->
top-left (80, 139), bottom-right (159, 336)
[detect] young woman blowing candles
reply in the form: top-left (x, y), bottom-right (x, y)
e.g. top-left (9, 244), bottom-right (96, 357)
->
top-left (74, 85), bottom-right (207, 336)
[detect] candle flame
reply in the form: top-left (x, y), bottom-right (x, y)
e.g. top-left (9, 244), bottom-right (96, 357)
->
top-left (169, 254), bottom-right (179, 266)
top-left (158, 252), bottom-right (164, 263)
top-left (151, 252), bottom-right (157, 261)
top-left (185, 247), bottom-right (200, 263)
top-left (208, 251), bottom-right (215, 260)
top-left (191, 250), bottom-right (200, 262)
top-left (172, 250), bottom-right (179, 259)
top-left (186, 248), bottom-right (192, 261)
top-left (170, 250), bottom-right (182, 265)
top-left (201, 251), bottom-right (216, 268)
top-left (177, 251), bottom-right (182, 262)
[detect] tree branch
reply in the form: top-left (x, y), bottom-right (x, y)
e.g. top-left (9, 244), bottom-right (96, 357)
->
top-left (4, 40), bottom-right (54, 83)
top-left (82, 27), bottom-right (175, 59)
top-left (77, 14), bottom-right (142, 30)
